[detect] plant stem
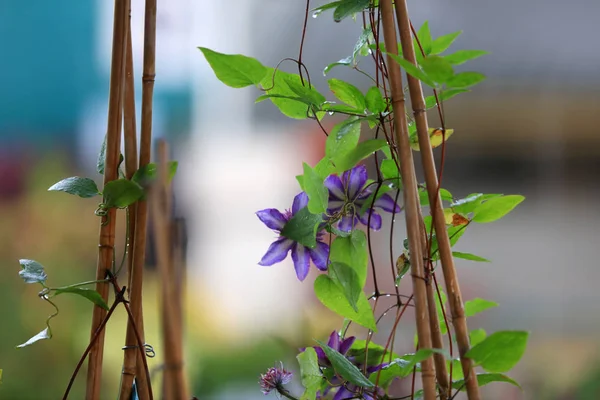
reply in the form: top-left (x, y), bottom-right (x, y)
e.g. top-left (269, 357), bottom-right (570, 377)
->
top-left (379, 1), bottom-right (437, 399)
top-left (85, 0), bottom-right (128, 398)
top-left (392, 1), bottom-right (481, 398)
top-left (119, 7), bottom-right (145, 398)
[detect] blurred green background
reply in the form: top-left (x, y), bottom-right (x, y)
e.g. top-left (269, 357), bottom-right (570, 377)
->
top-left (1, 0), bottom-right (600, 399)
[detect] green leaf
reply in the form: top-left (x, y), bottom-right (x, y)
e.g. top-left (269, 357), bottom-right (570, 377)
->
top-left (387, 54), bottom-right (436, 87)
top-left (452, 251), bottom-right (490, 263)
top-left (353, 27), bottom-right (374, 60)
top-left (424, 88), bottom-right (469, 109)
top-left (451, 193), bottom-right (486, 215)
top-left (329, 230), bottom-right (368, 286)
top-left (97, 135), bottom-right (107, 174)
top-left (325, 118), bottom-right (361, 162)
top-left (445, 50), bottom-right (489, 65)
top-left (285, 75), bottom-right (328, 106)
top-left (452, 373), bottom-right (521, 391)
top-left (324, 56), bottom-right (353, 75)
top-left (349, 340), bottom-right (400, 369)
top-left (446, 71), bottom-right (486, 88)
top-left (311, 1), bottom-right (343, 18)
top-left (315, 340), bottom-right (375, 388)
top-left (48, 177), bottom-right (100, 198)
top-left (198, 47), bottom-right (268, 88)
top-left (333, 0), bottom-right (370, 22)
top-left (281, 207), bottom-right (322, 248)
top-left (54, 287), bottom-right (109, 311)
top-left (472, 195), bottom-right (524, 223)
top-left (464, 298), bottom-right (498, 317)
top-left (328, 78), bottom-right (366, 111)
top-left (466, 331), bottom-right (529, 373)
top-left (375, 349), bottom-right (450, 387)
top-left (334, 139), bottom-right (388, 173)
top-left (431, 30), bottom-right (462, 54)
top-left (297, 348), bottom-right (323, 400)
top-left (380, 159), bottom-right (399, 182)
top-left (302, 163), bottom-right (329, 214)
top-left (314, 157), bottom-right (337, 179)
top-left (102, 179), bottom-right (144, 208)
top-left (131, 162), bottom-right (178, 187)
top-left (419, 56), bottom-right (454, 85)
top-left (365, 86), bottom-right (386, 114)
top-left (314, 275), bottom-right (377, 331)
top-left (260, 69), bottom-right (324, 119)
top-left (329, 262), bottom-right (362, 312)
top-left (18, 259), bottom-right (47, 284)
top-left (470, 328), bottom-right (487, 347)
top-left (16, 327), bottom-right (51, 348)
top-left (418, 186), bottom-right (453, 206)
top-left (416, 21), bottom-right (433, 56)
top-left (448, 359), bottom-right (464, 381)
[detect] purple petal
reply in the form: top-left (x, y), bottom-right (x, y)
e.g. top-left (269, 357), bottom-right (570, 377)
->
top-left (291, 243), bottom-right (311, 281)
top-left (338, 336), bottom-right (356, 356)
top-left (337, 215), bottom-right (355, 232)
top-left (327, 331), bottom-right (340, 350)
top-left (256, 209), bottom-right (288, 231)
top-left (366, 363), bottom-right (388, 374)
top-left (374, 193), bottom-right (401, 213)
top-left (324, 174), bottom-right (346, 200)
top-left (309, 241), bottom-right (330, 271)
top-left (358, 210), bottom-right (382, 231)
top-left (292, 192), bottom-right (309, 215)
top-left (258, 237), bottom-right (294, 266)
top-left (314, 346), bottom-right (327, 363)
top-left (333, 387), bottom-right (353, 400)
top-left (342, 165), bottom-right (367, 200)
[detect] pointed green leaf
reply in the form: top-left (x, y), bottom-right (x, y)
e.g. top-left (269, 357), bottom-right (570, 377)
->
top-left (470, 328), bottom-right (487, 347)
top-left (464, 298), bottom-right (498, 317)
top-left (329, 230), bottom-right (368, 286)
top-left (329, 262), bottom-right (361, 312)
top-left (324, 56), bottom-right (353, 75)
top-left (380, 159), bottom-right (399, 182)
top-left (419, 56), bottom-right (454, 85)
top-left (328, 79), bottom-right (366, 111)
top-left (472, 195), bottom-right (524, 223)
top-left (333, 0), bottom-right (370, 22)
top-left (314, 275), bottom-right (377, 331)
top-left (261, 69), bottom-right (323, 120)
top-left (387, 53), bottom-right (436, 87)
top-left (281, 207), bottom-right (322, 248)
top-left (445, 50), bottom-right (489, 65)
top-left (374, 348), bottom-right (450, 387)
top-left (199, 47), bottom-right (268, 88)
top-left (452, 251), bottom-right (490, 263)
top-left (297, 348), bottom-right (323, 400)
top-left (431, 30), bottom-right (462, 54)
top-left (452, 373), bottom-right (521, 391)
top-left (48, 177), bottom-right (100, 198)
top-left (54, 287), bottom-right (109, 311)
top-left (334, 139), bottom-right (388, 173)
top-left (325, 118), bottom-right (361, 162)
top-left (17, 327), bottom-right (51, 348)
top-left (466, 331), bottom-right (529, 373)
top-left (353, 28), bottom-right (374, 60)
top-left (102, 179), bottom-right (144, 208)
top-left (18, 259), bottom-right (47, 284)
top-left (315, 340), bottom-right (374, 388)
top-left (365, 86), bottom-right (386, 114)
top-left (303, 163), bottom-right (329, 214)
top-left (97, 135), bottom-right (107, 174)
top-left (446, 71), bottom-right (486, 88)
top-left (416, 21), bottom-right (433, 55)
top-left (132, 161), bottom-right (178, 187)
top-left (424, 88), bottom-right (469, 109)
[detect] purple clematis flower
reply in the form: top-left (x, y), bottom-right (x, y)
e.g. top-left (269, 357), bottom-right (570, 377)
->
top-left (325, 165), bottom-right (401, 232)
top-left (259, 362), bottom-right (293, 395)
top-left (306, 331), bottom-right (387, 400)
top-left (257, 192), bottom-right (330, 281)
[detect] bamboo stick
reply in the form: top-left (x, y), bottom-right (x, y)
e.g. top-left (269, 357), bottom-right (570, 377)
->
top-left (393, 1), bottom-right (481, 398)
top-left (119, 7), bottom-right (146, 398)
top-left (379, 1), bottom-right (437, 399)
top-left (152, 140), bottom-right (189, 400)
top-left (85, 0), bottom-right (129, 399)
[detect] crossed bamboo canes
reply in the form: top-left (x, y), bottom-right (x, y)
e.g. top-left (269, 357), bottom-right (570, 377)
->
top-left (84, 0), bottom-right (189, 399)
top-left (380, 1), bottom-right (481, 399)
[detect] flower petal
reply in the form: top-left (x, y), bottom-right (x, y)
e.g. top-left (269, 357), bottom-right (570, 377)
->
top-left (309, 241), bottom-right (330, 271)
top-left (291, 243), bottom-right (311, 281)
top-left (324, 174), bottom-right (346, 201)
top-left (338, 336), bottom-right (356, 356)
top-left (342, 165), bottom-right (368, 200)
top-left (258, 237), bottom-right (294, 266)
top-left (314, 346), bottom-right (327, 364)
top-left (327, 199), bottom-right (345, 212)
top-left (333, 387), bottom-right (353, 400)
top-left (327, 330), bottom-right (340, 350)
top-left (366, 363), bottom-right (388, 374)
top-left (337, 215), bottom-right (355, 232)
top-left (374, 193), bottom-right (401, 213)
top-left (358, 210), bottom-right (382, 231)
top-left (256, 208), bottom-right (288, 231)
top-left (292, 192), bottom-right (309, 215)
